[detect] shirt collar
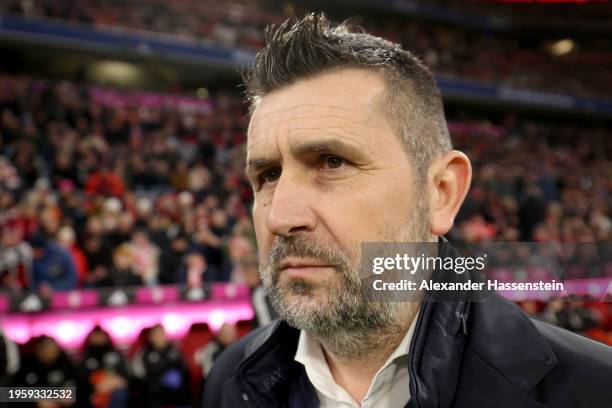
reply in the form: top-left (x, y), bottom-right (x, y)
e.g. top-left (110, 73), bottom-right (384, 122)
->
top-left (294, 309), bottom-right (419, 404)
top-left (295, 311), bottom-right (419, 365)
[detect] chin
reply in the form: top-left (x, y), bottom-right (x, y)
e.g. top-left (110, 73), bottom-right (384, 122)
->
top-left (279, 282), bottom-right (330, 305)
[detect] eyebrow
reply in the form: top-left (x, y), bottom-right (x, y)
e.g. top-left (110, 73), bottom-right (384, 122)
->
top-left (244, 156), bottom-right (278, 184)
top-left (244, 138), bottom-right (366, 179)
top-left (289, 138), bottom-right (364, 159)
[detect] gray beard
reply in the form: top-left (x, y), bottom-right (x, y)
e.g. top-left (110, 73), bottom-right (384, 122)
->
top-left (260, 197), bottom-right (430, 360)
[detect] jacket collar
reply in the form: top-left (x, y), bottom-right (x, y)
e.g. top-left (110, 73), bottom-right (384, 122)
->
top-left (407, 240), bottom-right (557, 407)
top-left (237, 239), bottom-right (558, 408)
top-left (465, 293), bottom-right (558, 393)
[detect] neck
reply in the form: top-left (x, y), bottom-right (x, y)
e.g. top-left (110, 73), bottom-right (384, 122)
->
top-left (311, 302), bottom-right (419, 403)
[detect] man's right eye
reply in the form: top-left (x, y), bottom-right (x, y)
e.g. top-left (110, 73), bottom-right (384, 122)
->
top-left (259, 167), bottom-right (281, 185)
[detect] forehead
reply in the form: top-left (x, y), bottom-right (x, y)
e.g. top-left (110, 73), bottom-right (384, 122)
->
top-left (247, 68), bottom-right (391, 152)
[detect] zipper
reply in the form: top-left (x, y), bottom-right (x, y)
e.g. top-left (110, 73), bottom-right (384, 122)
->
top-left (238, 384), bottom-right (255, 408)
top-left (455, 308), bottom-right (469, 338)
top-left (242, 391), bottom-right (251, 407)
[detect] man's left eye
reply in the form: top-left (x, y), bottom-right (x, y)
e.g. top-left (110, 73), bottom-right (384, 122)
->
top-left (321, 155), bottom-right (348, 169)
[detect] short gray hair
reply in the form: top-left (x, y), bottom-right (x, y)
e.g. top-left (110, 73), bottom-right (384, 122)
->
top-left (243, 13), bottom-right (452, 178)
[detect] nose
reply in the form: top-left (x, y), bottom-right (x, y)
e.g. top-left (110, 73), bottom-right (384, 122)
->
top-left (265, 171), bottom-right (317, 237)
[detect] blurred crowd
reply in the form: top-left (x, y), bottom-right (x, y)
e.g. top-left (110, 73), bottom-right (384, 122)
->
top-left (0, 322), bottom-right (247, 408)
top-left (359, 16), bottom-right (612, 98)
top-left (449, 118), bottom-right (611, 244)
top-left (2, 0), bottom-right (612, 97)
top-left (518, 299), bottom-right (612, 346)
top-left (0, 74), bottom-right (257, 293)
top-left (0, 0), bottom-right (276, 49)
top-left (0, 74), bottom-right (610, 293)
top-left (398, 0), bottom-right (612, 25)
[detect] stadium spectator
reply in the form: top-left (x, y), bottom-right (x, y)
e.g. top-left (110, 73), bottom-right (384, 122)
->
top-left (29, 233), bottom-right (78, 292)
top-left (12, 336), bottom-right (77, 392)
top-left (76, 326), bottom-right (130, 408)
top-left (128, 229), bottom-right (160, 285)
top-left (227, 235), bottom-right (255, 284)
top-left (0, 329), bottom-right (20, 387)
top-left (84, 166), bottom-right (125, 198)
top-left (540, 300), bottom-right (602, 333)
top-left (82, 234), bottom-right (113, 287)
top-left (242, 259), bottom-right (277, 329)
top-left (158, 231), bottom-right (191, 284)
top-left (0, 156), bottom-right (21, 191)
top-left (131, 324), bottom-right (191, 408)
top-left (57, 226), bottom-right (89, 286)
top-left (196, 323), bottom-right (239, 378)
top-left (0, 225), bottom-right (32, 292)
top-left (176, 252), bottom-right (207, 288)
top-left (191, 219), bottom-right (230, 282)
top-left (93, 244), bottom-right (142, 288)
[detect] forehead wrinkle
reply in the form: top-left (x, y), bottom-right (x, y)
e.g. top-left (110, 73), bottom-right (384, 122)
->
top-left (246, 112), bottom-right (286, 161)
top-left (248, 113), bottom-right (382, 156)
top-left (247, 124), bottom-right (378, 166)
top-left (256, 99), bottom-right (374, 119)
top-left (248, 112), bottom-right (385, 152)
top-left (287, 126), bottom-right (378, 148)
top-left (248, 102), bottom-right (380, 134)
top-left (287, 125), bottom-right (376, 135)
top-left (247, 93), bottom-right (389, 162)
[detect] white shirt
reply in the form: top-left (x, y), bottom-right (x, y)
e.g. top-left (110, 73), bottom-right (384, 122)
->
top-left (294, 316), bottom-right (418, 408)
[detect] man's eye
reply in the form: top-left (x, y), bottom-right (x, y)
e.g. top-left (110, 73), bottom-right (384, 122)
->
top-left (321, 155), bottom-right (347, 169)
top-left (260, 167), bottom-right (281, 185)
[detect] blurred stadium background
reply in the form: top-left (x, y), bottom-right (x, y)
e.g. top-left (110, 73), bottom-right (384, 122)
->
top-left (0, 0), bottom-right (611, 406)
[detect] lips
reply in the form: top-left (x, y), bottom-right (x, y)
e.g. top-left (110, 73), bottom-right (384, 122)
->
top-left (279, 257), bottom-right (333, 271)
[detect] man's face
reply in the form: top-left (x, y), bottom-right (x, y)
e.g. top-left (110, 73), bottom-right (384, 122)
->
top-left (36, 338), bottom-right (60, 364)
top-left (149, 326), bottom-right (168, 350)
top-left (246, 68), bottom-right (430, 332)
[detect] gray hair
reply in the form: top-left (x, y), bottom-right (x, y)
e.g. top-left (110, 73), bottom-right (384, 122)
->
top-left (243, 13), bottom-right (452, 178)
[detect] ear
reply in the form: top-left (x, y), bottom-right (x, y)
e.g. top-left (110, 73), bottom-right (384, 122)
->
top-left (427, 150), bottom-right (472, 236)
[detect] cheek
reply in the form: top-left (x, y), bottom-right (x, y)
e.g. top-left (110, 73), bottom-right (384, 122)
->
top-left (252, 201), bottom-right (272, 256)
top-left (323, 176), bottom-right (415, 239)
top-left (313, 194), bottom-right (377, 260)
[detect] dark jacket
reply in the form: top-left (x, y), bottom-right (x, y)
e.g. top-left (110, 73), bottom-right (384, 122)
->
top-left (203, 252), bottom-right (612, 407)
top-left (31, 243), bottom-right (78, 291)
top-left (133, 344), bottom-right (191, 408)
top-left (95, 266), bottom-right (143, 287)
top-left (76, 345), bottom-right (130, 408)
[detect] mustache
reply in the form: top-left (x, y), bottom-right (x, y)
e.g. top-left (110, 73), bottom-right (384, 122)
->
top-left (266, 235), bottom-right (348, 272)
